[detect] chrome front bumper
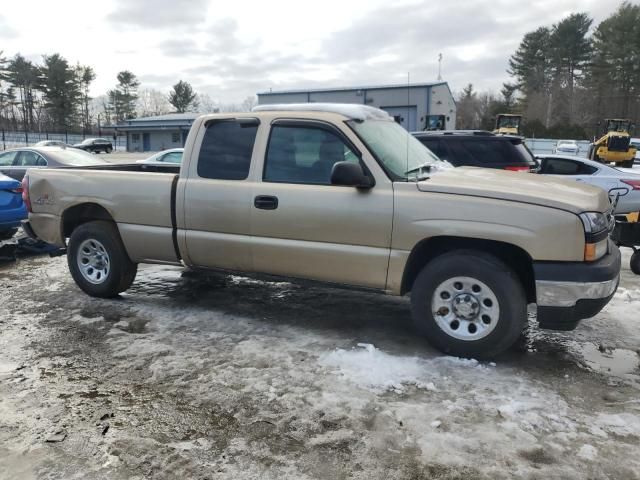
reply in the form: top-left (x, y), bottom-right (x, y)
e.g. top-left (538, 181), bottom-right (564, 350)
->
top-left (536, 275), bottom-right (620, 307)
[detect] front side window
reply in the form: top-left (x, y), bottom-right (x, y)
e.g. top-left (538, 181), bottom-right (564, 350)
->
top-left (0, 151), bottom-right (18, 166)
top-left (264, 125), bottom-right (358, 184)
top-left (197, 120), bottom-right (258, 180)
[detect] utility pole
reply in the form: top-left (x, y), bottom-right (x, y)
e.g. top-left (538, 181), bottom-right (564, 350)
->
top-left (437, 53), bottom-right (443, 81)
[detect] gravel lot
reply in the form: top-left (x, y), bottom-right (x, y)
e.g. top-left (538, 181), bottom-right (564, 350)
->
top-left (0, 243), bottom-right (639, 479)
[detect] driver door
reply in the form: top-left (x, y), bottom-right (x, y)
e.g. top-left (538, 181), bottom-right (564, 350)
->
top-left (250, 121), bottom-right (393, 289)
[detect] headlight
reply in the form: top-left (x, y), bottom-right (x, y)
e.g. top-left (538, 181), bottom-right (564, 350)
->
top-left (580, 212), bottom-right (611, 261)
top-left (579, 212), bottom-right (609, 234)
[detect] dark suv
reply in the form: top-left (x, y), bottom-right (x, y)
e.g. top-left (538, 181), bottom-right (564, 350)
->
top-left (72, 138), bottom-right (113, 154)
top-left (412, 131), bottom-right (537, 172)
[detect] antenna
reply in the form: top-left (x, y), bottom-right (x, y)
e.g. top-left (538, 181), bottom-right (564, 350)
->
top-left (437, 53), bottom-right (443, 81)
top-left (406, 71), bottom-right (410, 181)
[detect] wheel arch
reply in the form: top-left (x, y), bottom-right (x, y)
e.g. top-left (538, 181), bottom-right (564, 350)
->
top-left (62, 203), bottom-right (116, 239)
top-left (400, 236), bottom-right (536, 303)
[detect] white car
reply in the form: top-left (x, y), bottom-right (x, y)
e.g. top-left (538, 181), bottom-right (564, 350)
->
top-left (630, 138), bottom-right (640, 164)
top-left (537, 154), bottom-right (640, 214)
top-left (136, 148), bottom-right (183, 167)
top-left (553, 140), bottom-right (580, 155)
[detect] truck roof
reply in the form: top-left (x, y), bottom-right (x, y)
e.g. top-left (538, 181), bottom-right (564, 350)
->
top-left (252, 103), bottom-right (392, 122)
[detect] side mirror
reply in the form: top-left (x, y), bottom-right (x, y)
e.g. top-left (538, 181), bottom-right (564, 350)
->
top-left (330, 161), bottom-right (373, 188)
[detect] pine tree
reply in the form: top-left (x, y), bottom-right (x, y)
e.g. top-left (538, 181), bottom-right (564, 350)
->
top-left (37, 53), bottom-right (81, 130)
top-left (168, 80), bottom-right (197, 113)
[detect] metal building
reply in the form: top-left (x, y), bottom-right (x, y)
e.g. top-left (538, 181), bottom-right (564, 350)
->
top-left (257, 82), bottom-right (456, 131)
top-left (115, 113), bottom-right (198, 152)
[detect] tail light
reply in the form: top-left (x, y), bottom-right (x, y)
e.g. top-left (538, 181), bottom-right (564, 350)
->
top-left (504, 166), bottom-right (530, 172)
top-left (21, 176), bottom-right (32, 212)
top-left (12, 186), bottom-right (23, 194)
top-left (621, 179), bottom-right (640, 190)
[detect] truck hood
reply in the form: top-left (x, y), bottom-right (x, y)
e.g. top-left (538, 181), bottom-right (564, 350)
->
top-left (417, 167), bottom-right (610, 214)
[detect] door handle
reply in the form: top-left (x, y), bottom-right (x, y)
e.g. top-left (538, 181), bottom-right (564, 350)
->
top-left (254, 195), bottom-right (278, 210)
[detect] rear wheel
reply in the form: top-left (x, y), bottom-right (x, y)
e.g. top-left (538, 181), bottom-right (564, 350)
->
top-left (410, 250), bottom-right (527, 359)
top-left (67, 221), bottom-right (137, 297)
top-left (631, 250), bottom-right (640, 275)
top-left (105, 146), bottom-right (112, 154)
top-left (0, 228), bottom-right (18, 240)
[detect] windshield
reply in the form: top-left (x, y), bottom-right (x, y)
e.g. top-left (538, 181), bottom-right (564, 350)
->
top-left (497, 116), bottom-right (520, 129)
top-left (51, 149), bottom-right (109, 165)
top-left (349, 120), bottom-right (449, 181)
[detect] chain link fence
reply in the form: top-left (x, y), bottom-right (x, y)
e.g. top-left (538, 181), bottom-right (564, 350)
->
top-left (1, 130), bottom-right (127, 151)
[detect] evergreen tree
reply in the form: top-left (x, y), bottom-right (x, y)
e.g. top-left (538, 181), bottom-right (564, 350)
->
top-left (168, 80), bottom-right (197, 113)
top-left (590, 2), bottom-right (640, 118)
top-left (37, 53), bottom-right (81, 130)
top-left (2, 53), bottom-right (38, 130)
top-left (109, 70), bottom-right (139, 122)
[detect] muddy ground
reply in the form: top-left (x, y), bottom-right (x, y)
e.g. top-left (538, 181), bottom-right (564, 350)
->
top-left (1, 242), bottom-right (639, 479)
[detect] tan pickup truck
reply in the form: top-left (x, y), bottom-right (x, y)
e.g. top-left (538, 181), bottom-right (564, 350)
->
top-left (23, 104), bottom-right (621, 358)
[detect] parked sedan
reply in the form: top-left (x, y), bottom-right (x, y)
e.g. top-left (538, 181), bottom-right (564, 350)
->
top-left (0, 173), bottom-right (27, 240)
top-left (0, 147), bottom-right (109, 182)
top-left (136, 148), bottom-right (184, 167)
top-left (34, 140), bottom-right (71, 148)
top-left (72, 138), bottom-right (113, 153)
top-left (537, 154), bottom-right (640, 214)
top-left (553, 140), bottom-right (580, 155)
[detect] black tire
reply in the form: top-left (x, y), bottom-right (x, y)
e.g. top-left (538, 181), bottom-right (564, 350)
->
top-left (621, 159), bottom-right (634, 168)
top-left (0, 228), bottom-right (18, 240)
top-left (410, 250), bottom-right (527, 359)
top-left (105, 146), bottom-right (112, 154)
top-left (631, 250), bottom-right (640, 275)
top-left (67, 220), bottom-right (137, 298)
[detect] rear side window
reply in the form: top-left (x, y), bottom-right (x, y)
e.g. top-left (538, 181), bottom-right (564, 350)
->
top-left (450, 139), bottom-right (525, 166)
top-left (541, 158), bottom-right (597, 175)
top-left (197, 121), bottom-right (258, 180)
top-left (416, 138), bottom-right (451, 162)
top-left (16, 151), bottom-right (47, 167)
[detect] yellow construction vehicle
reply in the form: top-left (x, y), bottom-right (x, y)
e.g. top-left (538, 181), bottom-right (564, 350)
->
top-left (589, 119), bottom-right (637, 168)
top-left (493, 114), bottom-right (522, 135)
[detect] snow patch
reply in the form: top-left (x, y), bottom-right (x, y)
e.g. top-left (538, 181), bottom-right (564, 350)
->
top-left (319, 343), bottom-right (488, 394)
top-left (577, 444), bottom-right (598, 460)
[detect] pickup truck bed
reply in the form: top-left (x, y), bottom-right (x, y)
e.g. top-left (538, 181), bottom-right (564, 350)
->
top-left (26, 166), bottom-right (181, 264)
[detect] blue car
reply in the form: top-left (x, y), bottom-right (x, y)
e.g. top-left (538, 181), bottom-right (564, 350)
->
top-left (0, 174), bottom-right (27, 240)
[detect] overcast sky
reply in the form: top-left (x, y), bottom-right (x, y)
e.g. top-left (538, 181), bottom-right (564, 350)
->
top-left (0, 0), bottom-right (619, 103)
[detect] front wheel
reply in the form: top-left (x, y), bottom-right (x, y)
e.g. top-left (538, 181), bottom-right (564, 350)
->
top-left (105, 146), bottom-right (112, 154)
top-left (410, 250), bottom-right (527, 359)
top-left (621, 159), bottom-right (634, 168)
top-left (67, 221), bottom-right (137, 297)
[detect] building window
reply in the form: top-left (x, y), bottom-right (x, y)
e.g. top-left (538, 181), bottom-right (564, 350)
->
top-left (172, 132), bottom-right (180, 143)
top-left (132, 134), bottom-right (140, 142)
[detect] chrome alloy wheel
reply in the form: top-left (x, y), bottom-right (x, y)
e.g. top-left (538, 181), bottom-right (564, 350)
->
top-left (77, 238), bottom-right (111, 284)
top-left (431, 276), bottom-right (500, 341)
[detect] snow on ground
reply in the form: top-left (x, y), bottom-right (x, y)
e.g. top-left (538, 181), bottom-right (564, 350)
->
top-left (0, 250), bottom-right (639, 479)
